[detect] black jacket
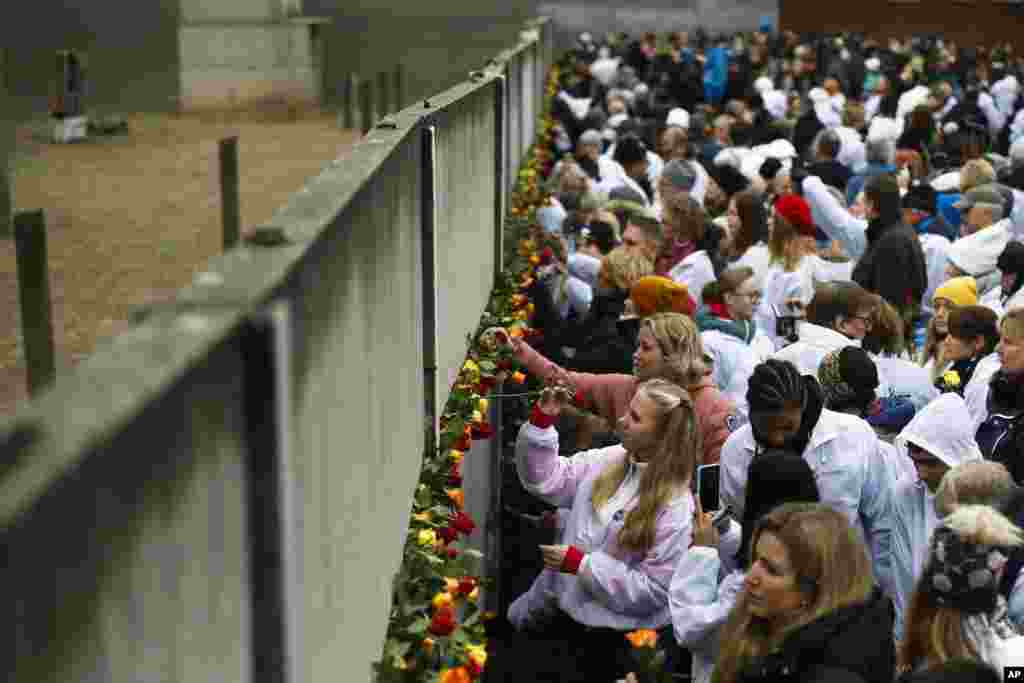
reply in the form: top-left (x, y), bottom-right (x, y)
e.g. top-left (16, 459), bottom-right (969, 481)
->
top-left (852, 218), bottom-right (928, 309)
top-left (807, 160), bottom-right (852, 194)
top-left (981, 370), bottom-right (1024, 484)
top-left (737, 589), bottom-right (895, 683)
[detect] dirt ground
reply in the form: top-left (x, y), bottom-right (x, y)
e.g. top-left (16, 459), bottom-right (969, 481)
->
top-left (1, 107), bottom-right (361, 416)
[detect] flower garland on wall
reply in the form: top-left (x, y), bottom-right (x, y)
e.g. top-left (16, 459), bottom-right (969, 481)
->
top-left (374, 62), bottom-right (563, 683)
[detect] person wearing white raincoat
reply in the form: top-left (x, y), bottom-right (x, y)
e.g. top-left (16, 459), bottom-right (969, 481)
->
top-left (720, 359), bottom-right (895, 598)
top-left (669, 453), bottom-right (820, 683)
top-left (889, 393), bottom-right (983, 643)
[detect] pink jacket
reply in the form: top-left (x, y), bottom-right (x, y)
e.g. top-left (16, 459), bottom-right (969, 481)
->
top-left (513, 339), bottom-right (737, 464)
top-left (507, 422), bottom-right (694, 630)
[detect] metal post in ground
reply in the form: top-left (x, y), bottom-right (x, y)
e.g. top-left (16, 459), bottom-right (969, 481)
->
top-left (13, 210), bottom-right (56, 396)
top-left (393, 63), bottom-right (405, 112)
top-left (360, 77), bottom-right (374, 135)
top-left (219, 136), bottom-right (240, 251)
top-left (377, 71), bottom-right (390, 118)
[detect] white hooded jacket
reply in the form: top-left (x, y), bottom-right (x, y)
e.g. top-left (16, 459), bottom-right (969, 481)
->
top-left (890, 393), bottom-right (983, 641)
top-left (701, 328), bottom-right (773, 420)
top-left (947, 220), bottom-right (1011, 296)
top-left (772, 321), bottom-right (859, 376)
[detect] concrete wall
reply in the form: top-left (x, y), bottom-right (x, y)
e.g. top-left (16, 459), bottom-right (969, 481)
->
top-left (538, 0), bottom-right (778, 48)
top-left (1, 0), bottom-right (180, 122)
top-left (179, 23), bottom-right (320, 109)
top-left (303, 0), bottom-right (541, 110)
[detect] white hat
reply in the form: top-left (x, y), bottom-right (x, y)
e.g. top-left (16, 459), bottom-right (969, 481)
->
top-left (754, 76), bottom-right (774, 94)
top-left (898, 393), bottom-right (983, 468)
top-left (865, 57), bottom-right (881, 71)
top-left (897, 85), bottom-right (931, 120)
top-left (666, 107), bottom-right (690, 130)
top-left (947, 221), bottom-right (1011, 277)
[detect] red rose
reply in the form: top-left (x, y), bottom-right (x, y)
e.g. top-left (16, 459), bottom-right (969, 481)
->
top-left (467, 657), bottom-right (484, 678)
top-left (478, 376), bottom-right (496, 393)
top-left (454, 434), bottom-right (472, 451)
top-left (452, 511), bottom-right (476, 536)
top-left (430, 605), bottom-right (457, 636)
top-left (446, 547), bottom-right (460, 559)
top-left (458, 576), bottom-right (477, 595)
top-left (471, 422), bottom-right (493, 440)
top-left (540, 247), bottom-right (555, 265)
top-left (438, 526), bottom-right (459, 544)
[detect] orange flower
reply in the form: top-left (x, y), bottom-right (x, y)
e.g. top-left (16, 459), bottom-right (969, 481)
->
top-left (508, 326), bottom-right (525, 339)
top-left (440, 666), bottom-right (472, 683)
top-left (422, 637), bottom-right (435, 654)
top-left (447, 488), bottom-right (465, 510)
top-left (529, 254), bottom-right (541, 266)
top-left (510, 371), bottom-right (526, 384)
top-left (625, 629), bottom-right (658, 648)
top-left (445, 577), bottom-right (461, 594)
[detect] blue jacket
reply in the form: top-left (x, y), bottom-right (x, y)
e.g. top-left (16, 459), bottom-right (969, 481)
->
top-left (703, 47), bottom-right (729, 106)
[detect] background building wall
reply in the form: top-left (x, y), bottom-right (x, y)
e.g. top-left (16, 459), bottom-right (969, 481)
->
top-left (1, 0), bottom-right (181, 123)
top-left (779, 0), bottom-right (1024, 52)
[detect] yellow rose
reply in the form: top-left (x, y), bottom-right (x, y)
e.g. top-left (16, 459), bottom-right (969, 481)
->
top-left (417, 529), bottom-right (438, 547)
top-left (445, 577), bottom-right (460, 594)
top-left (466, 643), bottom-right (488, 669)
top-left (467, 586), bottom-right (480, 604)
top-left (413, 511), bottom-right (432, 523)
top-left (478, 398), bottom-right (489, 413)
top-left (625, 629), bottom-right (659, 648)
top-left (448, 449), bottom-right (465, 462)
top-left (432, 591), bottom-right (454, 610)
top-left (942, 370), bottom-right (961, 388)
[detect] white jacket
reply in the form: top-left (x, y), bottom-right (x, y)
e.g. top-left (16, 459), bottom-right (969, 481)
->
top-left (720, 409), bottom-right (894, 595)
top-left (733, 243), bottom-right (771, 291)
top-left (964, 352), bottom-right (1002, 431)
top-left (947, 221), bottom-right (1010, 290)
top-left (668, 531), bottom-right (745, 683)
top-left (919, 234), bottom-right (952, 316)
top-left (702, 328), bottom-right (773, 420)
top-left (890, 393), bottom-right (984, 640)
top-left (670, 251), bottom-right (716, 309)
top-left (871, 353), bottom-right (940, 411)
top-left (772, 321), bottom-right (859, 376)
top-left (755, 263), bottom-right (814, 350)
top-left (803, 175), bottom-right (868, 261)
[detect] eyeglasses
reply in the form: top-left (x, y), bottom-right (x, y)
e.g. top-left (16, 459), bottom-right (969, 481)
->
top-left (850, 314), bottom-right (874, 329)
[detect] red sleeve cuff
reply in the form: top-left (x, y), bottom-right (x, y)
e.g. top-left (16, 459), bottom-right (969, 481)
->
top-left (561, 546), bottom-right (585, 574)
top-left (530, 404), bottom-right (558, 429)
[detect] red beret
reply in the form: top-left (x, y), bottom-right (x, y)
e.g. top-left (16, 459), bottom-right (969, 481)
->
top-left (774, 194), bottom-right (816, 237)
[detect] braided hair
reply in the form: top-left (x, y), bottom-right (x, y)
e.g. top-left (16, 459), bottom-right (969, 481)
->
top-left (746, 359), bottom-right (807, 415)
top-left (746, 359), bottom-right (825, 455)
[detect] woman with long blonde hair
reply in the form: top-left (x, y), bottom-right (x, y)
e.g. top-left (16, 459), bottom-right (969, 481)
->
top-left (507, 378), bottom-right (701, 682)
top-left (495, 311), bottom-right (737, 464)
top-left (712, 503), bottom-right (895, 683)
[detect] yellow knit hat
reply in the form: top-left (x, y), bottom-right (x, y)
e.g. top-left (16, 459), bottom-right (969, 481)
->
top-left (933, 276), bottom-right (978, 308)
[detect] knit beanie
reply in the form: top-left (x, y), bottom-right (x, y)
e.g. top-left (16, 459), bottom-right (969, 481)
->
top-left (933, 276), bottom-right (978, 307)
top-left (817, 346), bottom-right (879, 412)
top-left (662, 159), bottom-right (698, 192)
top-left (774, 194), bottom-right (817, 237)
top-left (630, 276), bottom-right (695, 317)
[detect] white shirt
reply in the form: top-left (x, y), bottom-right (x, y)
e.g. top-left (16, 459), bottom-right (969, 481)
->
top-left (670, 251), bottom-right (716, 310)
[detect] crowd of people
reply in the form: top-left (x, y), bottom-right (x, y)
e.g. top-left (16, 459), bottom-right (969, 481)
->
top-left (495, 25), bottom-right (1024, 683)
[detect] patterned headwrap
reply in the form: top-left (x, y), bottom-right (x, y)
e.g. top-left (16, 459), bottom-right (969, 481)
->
top-left (817, 347), bottom-right (879, 413)
top-left (922, 525), bottom-right (1010, 615)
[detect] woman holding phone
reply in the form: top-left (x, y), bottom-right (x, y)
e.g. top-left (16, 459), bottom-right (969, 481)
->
top-left (507, 378), bottom-right (699, 683)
